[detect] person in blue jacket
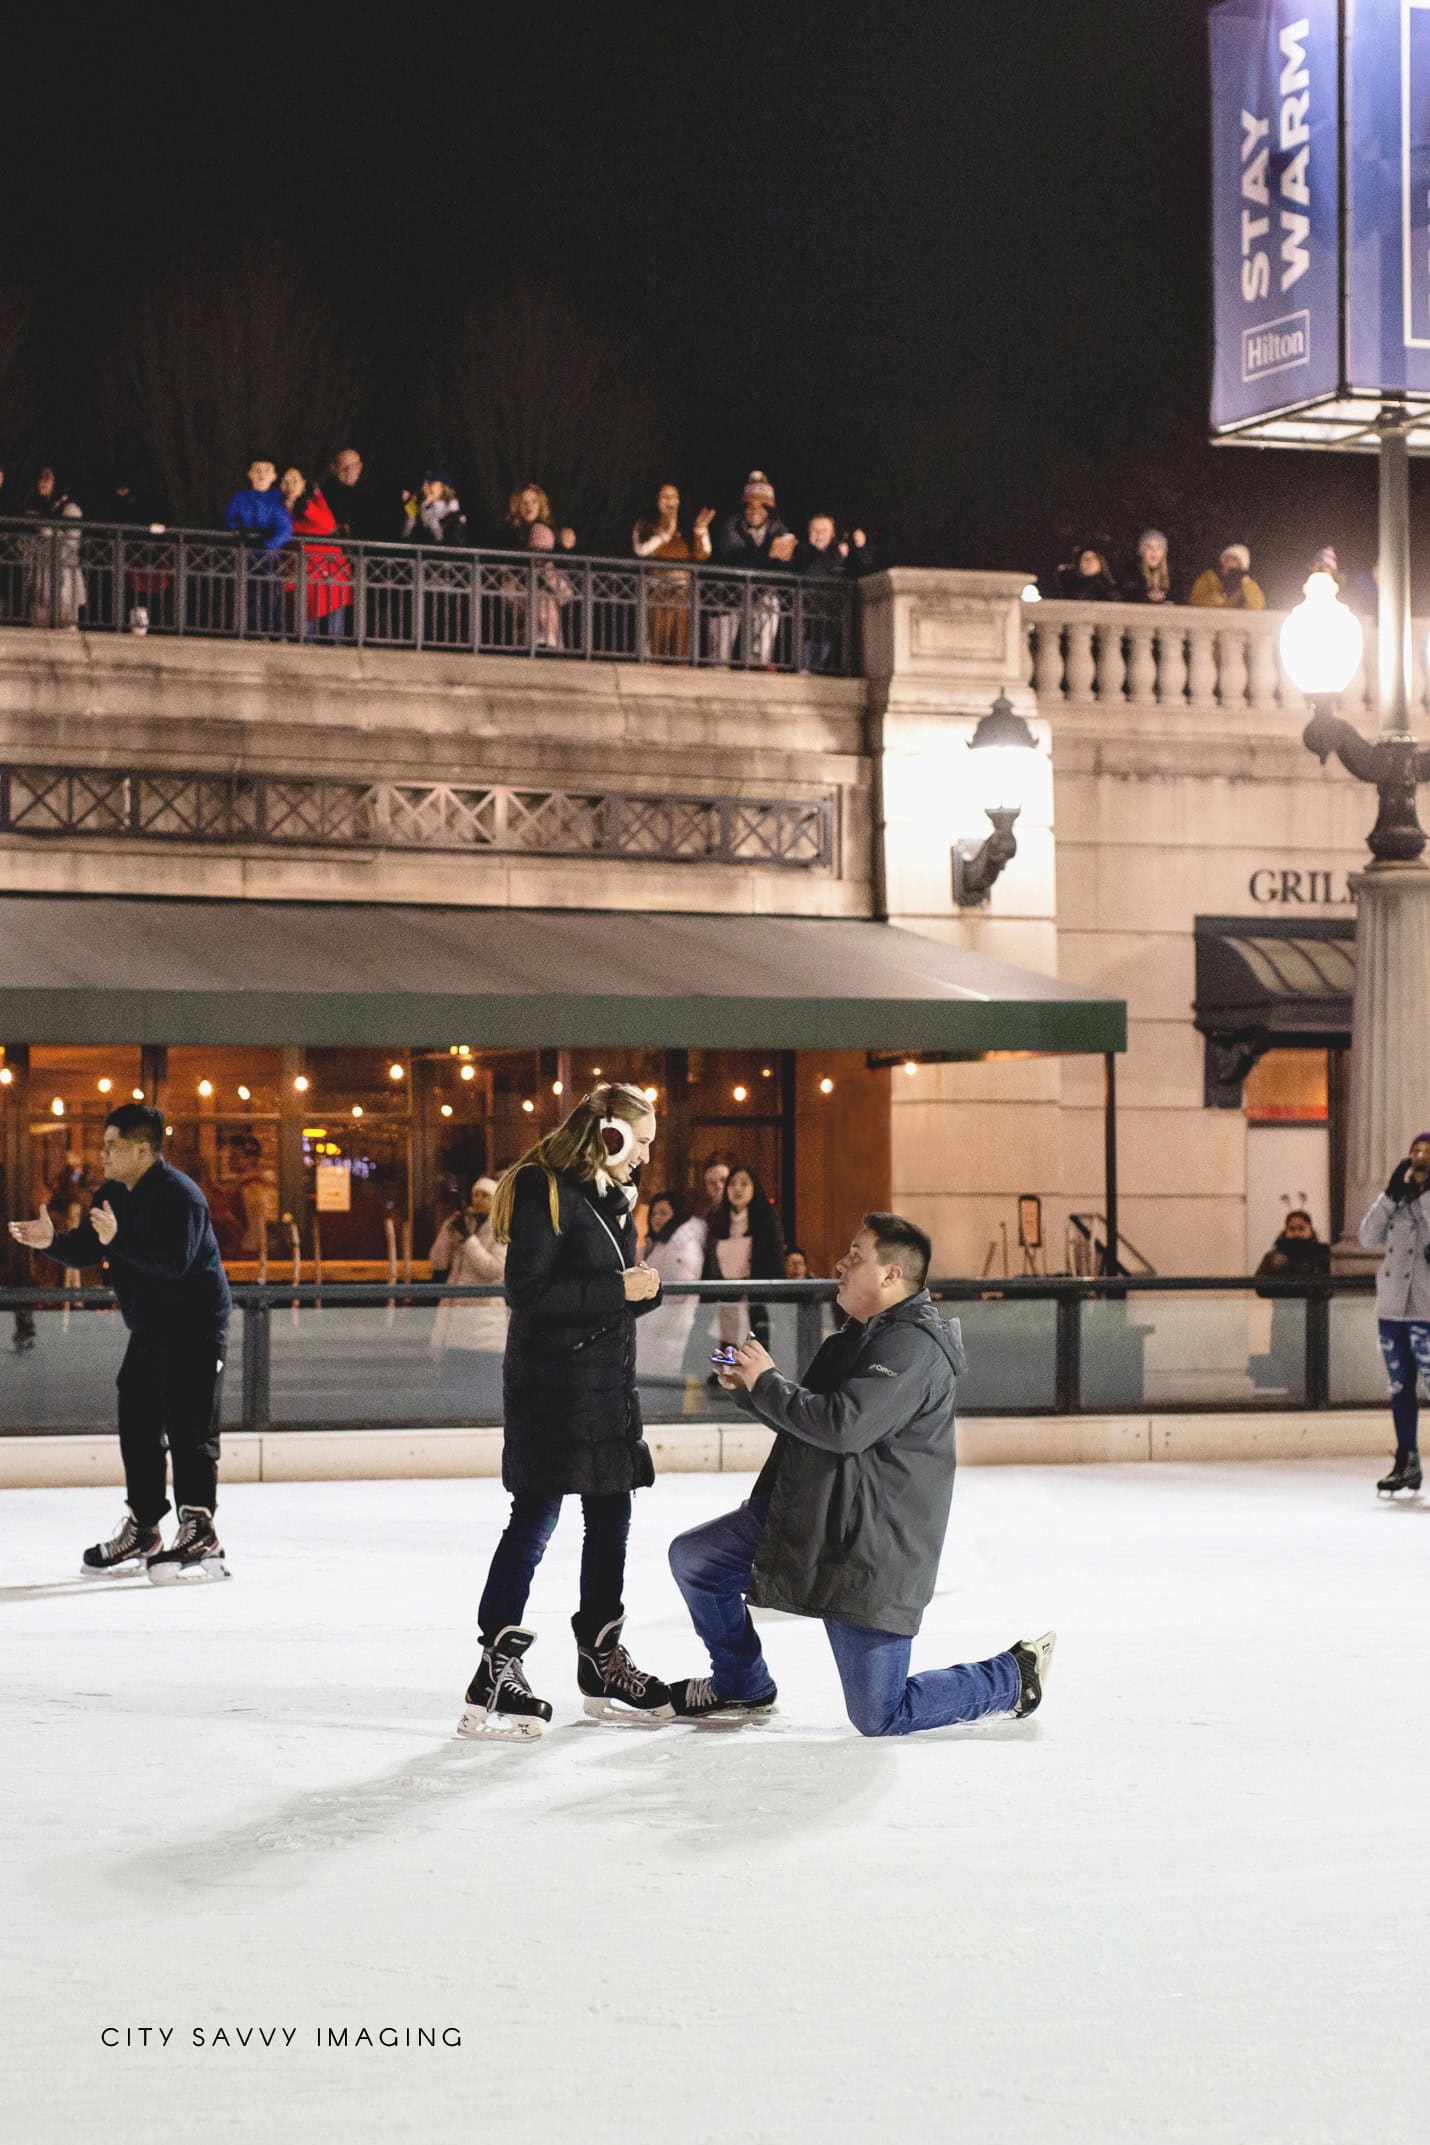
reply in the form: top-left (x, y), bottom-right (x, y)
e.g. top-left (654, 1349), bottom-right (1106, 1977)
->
top-left (223, 458), bottom-right (293, 637)
top-left (9, 1102), bottom-right (234, 1582)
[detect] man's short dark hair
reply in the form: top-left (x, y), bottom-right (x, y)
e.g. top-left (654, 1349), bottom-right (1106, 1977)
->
top-left (861, 1212), bottom-right (932, 1291)
top-left (104, 1102), bottom-right (165, 1150)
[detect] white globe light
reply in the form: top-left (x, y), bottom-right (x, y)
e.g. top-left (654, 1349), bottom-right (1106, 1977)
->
top-left (1278, 571), bottom-right (1363, 697)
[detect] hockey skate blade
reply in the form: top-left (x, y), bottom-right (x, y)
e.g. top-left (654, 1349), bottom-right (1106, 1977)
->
top-left (78, 1558), bottom-right (150, 1579)
top-left (147, 1556), bottom-right (231, 1587)
top-left (455, 1706), bottom-right (545, 1742)
top-left (581, 1694), bottom-right (676, 1726)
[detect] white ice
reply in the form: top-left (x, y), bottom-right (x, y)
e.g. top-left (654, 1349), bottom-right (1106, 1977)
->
top-left (4, 1460), bottom-right (1428, 2145)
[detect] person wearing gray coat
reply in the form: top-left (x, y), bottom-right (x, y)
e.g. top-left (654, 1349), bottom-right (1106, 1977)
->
top-left (1358, 1133), bottom-right (1430, 1495)
top-left (666, 1212), bottom-right (1054, 1733)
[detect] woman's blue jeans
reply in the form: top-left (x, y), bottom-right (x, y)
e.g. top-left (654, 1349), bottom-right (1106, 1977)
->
top-left (478, 1491), bottom-right (631, 1645)
top-left (668, 1498), bottom-right (1022, 1734)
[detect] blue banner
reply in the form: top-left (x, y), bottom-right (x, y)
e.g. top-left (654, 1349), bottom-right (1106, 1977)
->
top-left (1345, 0), bottom-right (1430, 392)
top-left (1210, 0), bottom-right (1342, 429)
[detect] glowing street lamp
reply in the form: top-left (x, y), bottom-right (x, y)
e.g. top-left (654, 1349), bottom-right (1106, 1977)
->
top-left (1279, 571), bottom-right (1363, 706)
top-left (952, 692), bottom-right (1041, 907)
top-left (1294, 570), bottom-right (1430, 864)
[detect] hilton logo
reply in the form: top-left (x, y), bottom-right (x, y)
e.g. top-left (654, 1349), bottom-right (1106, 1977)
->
top-left (1241, 309), bottom-right (1310, 383)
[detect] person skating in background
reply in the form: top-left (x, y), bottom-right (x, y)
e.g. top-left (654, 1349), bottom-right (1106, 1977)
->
top-left (637, 1189), bottom-right (706, 1387)
top-left (702, 1163), bottom-right (786, 1358)
top-left (430, 1178), bottom-right (507, 1420)
top-left (458, 1085), bottom-right (673, 1738)
top-left (8, 1103), bottom-right (233, 1581)
top-left (667, 1212), bottom-right (1054, 1729)
top-left (1358, 1135), bottom-right (1430, 1497)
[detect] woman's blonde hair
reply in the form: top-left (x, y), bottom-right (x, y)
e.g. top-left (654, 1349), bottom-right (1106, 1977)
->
top-left (507, 482), bottom-right (552, 526)
top-left (491, 1081), bottom-right (654, 1241)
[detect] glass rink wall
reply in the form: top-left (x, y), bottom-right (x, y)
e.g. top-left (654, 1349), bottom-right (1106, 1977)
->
top-left (0, 1277), bottom-right (1384, 1437)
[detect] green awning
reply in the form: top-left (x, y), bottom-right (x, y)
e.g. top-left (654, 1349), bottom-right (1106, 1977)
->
top-left (0, 898), bottom-right (1126, 1054)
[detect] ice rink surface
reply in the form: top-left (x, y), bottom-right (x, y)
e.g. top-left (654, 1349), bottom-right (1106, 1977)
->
top-left (4, 1459), bottom-right (1428, 2145)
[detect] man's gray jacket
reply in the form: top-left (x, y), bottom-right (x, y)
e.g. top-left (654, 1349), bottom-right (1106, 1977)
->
top-left (740, 1290), bottom-right (966, 1638)
top-left (1359, 1183), bottom-right (1430, 1321)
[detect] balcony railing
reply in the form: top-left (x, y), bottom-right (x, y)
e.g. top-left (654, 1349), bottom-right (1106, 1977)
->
top-left (0, 763), bottom-right (836, 868)
top-left (0, 1273), bottom-right (1382, 1435)
top-left (1027, 597), bottom-right (1430, 721)
top-left (0, 517), bottom-right (856, 675)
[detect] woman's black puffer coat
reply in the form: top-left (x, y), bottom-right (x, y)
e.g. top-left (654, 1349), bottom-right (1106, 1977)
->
top-left (501, 1164), bottom-right (663, 1496)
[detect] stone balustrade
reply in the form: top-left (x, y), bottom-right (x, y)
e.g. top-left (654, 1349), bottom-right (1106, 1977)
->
top-left (1027, 599), bottom-right (1430, 726)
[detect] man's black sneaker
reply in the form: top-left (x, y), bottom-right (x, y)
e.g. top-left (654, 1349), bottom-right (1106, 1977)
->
top-left (1377, 1450), bottom-right (1423, 1497)
top-left (575, 1616), bottom-right (674, 1723)
top-left (1010, 1632), bottom-right (1056, 1718)
top-left (81, 1507), bottom-right (163, 1577)
top-left (668, 1675), bottom-right (778, 1722)
top-left (146, 1506), bottom-right (230, 1585)
top-left (457, 1626), bottom-right (553, 1741)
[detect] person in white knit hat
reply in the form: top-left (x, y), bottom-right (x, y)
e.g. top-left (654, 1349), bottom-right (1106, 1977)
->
top-left (1189, 541), bottom-right (1265, 609)
top-left (708, 470), bottom-right (797, 665)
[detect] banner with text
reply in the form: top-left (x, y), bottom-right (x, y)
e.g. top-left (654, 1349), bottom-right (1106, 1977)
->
top-left (1210, 0), bottom-right (1341, 430)
top-left (1345, 0), bottom-right (1430, 393)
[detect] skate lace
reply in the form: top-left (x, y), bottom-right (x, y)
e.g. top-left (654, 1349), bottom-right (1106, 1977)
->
top-left (683, 1675), bottom-right (715, 1710)
top-left (172, 1511), bottom-right (205, 1551)
top-left (603, 1644), bottom-right (649, 1699)
top-left (493, 1653), bottom-right (534, 1699)
top-left (106, 1511), bottom-right (140, 1555)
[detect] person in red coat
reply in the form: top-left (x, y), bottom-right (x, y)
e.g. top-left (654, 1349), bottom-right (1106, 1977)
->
top-left (279, 466), bottom-right (353, 640)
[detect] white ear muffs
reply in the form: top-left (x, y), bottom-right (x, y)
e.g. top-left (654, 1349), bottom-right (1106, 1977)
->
top-left (598, 1117), bottom-right (636, 1169)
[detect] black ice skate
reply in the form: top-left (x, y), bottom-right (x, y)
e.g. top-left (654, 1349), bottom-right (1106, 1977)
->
top-left (574, 1616), bottom-right (674, 1724)
top-left (81, 1507), bottom-right (163, 1578)
top-left (1010, 1631), bottom-right (1056, 1718)
top-left (1377, 1450), bottom-right (1423, 1498)
top-left (146, 1506), bottom-right (230, 1585)
top-left (667, 1675), bottom-right (778, 1723)
top-left (457, 1626), bottom-right (553, 1741)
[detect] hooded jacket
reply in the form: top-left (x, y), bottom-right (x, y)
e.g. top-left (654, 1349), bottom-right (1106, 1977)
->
top-left (741, 1290), bottom-right (966, 1637)
top-left (1359, 1183), bottom-right (1430, 1322)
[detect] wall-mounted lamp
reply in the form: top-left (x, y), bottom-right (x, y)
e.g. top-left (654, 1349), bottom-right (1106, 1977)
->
top-left (951, 692), bottom-right (1040, 907)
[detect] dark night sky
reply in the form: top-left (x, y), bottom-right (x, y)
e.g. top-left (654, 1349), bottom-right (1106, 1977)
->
top-left (1, 2), bottom-right (1415, 594)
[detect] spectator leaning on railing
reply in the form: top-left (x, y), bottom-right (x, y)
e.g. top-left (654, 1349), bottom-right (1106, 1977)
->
top-left (793, 513), bottom-right (872, 672)
top-left (279, 464), bottom-right (353, 641)
top-left (709, 470), bottom-right (796, 666)
top-left (1122, 528), bottom-right (1177, 605)
top-left (324, 446), bottom-right (390, 543)
top-left (631, 483), bottom-right (714, 659)
top-left (399, 470), bottom-right (469, 545)
top-left (498, 483), bottom-right (577, 652)
top-left (1055, 545), bottom-right (1119, 600)
top-left (223, 460), bottom-right (293, 638)
top-left (1189, 543), bottom-right (1265, 610)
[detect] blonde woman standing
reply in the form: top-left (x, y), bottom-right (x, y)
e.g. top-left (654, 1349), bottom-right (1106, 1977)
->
top-left (458, 1083), bottom-right (674, 1738)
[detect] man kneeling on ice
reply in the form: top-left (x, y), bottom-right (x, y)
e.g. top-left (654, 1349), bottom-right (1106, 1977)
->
top-left (666, 1212), bottom-right (1053, 1732)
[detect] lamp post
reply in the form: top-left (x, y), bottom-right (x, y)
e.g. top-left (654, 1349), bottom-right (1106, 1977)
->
top-left (1291, 422), bottom-right (1430, 1249)
top-left (951, 692), bottom-right (1040, 908)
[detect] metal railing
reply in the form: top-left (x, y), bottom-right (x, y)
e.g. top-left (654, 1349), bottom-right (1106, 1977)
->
top-left (0, 517), bottom-right (856, 676)
top-left (0, 763), bottom-right (836, 868)
top-left (0, 1274), bottom-right (1385, 1435)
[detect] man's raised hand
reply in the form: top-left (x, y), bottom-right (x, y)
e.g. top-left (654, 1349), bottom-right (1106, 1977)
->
top-left (8, 1208), bottom-right (54, 1250)
top-left (91, 1201), bottom-right (119, 1246)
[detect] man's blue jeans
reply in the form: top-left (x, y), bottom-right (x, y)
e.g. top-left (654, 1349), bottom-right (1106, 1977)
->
top-left (668, 1498), bottom-right (1022, 1734)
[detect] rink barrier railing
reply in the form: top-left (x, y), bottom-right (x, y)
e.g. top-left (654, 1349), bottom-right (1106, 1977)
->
top-left (0, 517), bottom-right (856, 676)
top-left (0, 1275), bottom-right (1381, 1435)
